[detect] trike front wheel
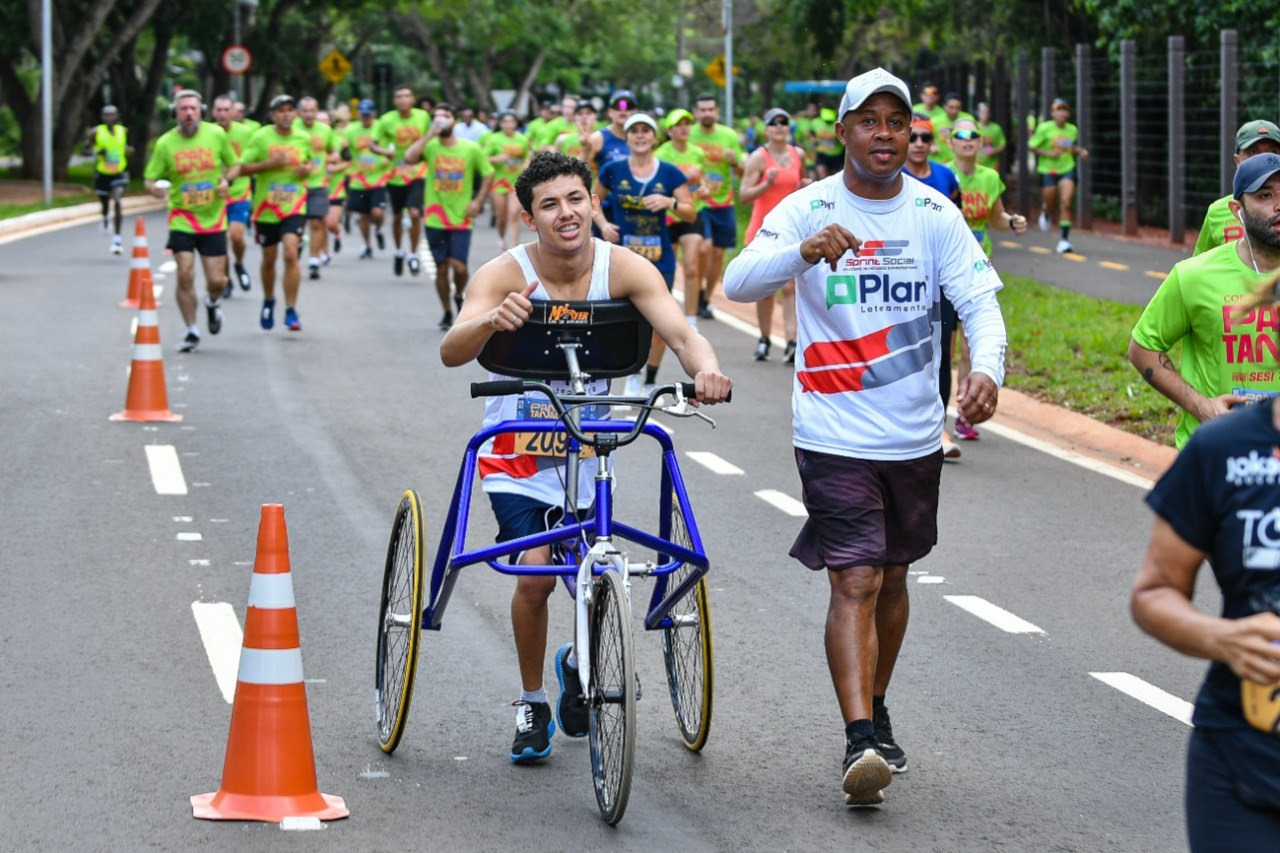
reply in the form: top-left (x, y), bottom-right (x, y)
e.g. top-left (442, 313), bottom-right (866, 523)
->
top-left (376, 490), bottom-right (425, 754)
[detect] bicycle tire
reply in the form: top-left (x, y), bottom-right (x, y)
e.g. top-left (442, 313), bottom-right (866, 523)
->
top-left (587, 568), bottom-right (636, 825)
top-left (661, 500), bottom-right (714, 751)
top-left (375, 490), bottom-right (425, 754)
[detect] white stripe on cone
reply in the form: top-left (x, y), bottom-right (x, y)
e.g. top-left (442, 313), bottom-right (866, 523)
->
top-left (237, 647), bottom-right (305, 685)
top-left (247, 573), bottom-right (297, 609)
top-left (137, 310), bottom-right (158, 326)
top-left (132, 343), bottom-right (163, 361)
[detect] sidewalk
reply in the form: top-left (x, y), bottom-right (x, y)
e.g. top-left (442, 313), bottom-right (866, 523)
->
top-left (0, 195), bottom-right (165, 242)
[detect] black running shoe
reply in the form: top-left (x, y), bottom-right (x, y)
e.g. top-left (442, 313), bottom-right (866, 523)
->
top-left (235, 263), bottom-right (251, 291)
top-left (223, 282), bottom-right (234, 300)
top-left (453, 292), bottom-right (464, 313)
top-left (437, 311), bottom-right (453, 331)
top-left (178, 331), bottom-right (200, 352)
top-left (784, 340), bottom-right (797, 364)
top-left (308, 259), bottom-right (320, 280)
top-left (393, 254), bottom-right (404, 276)
top-left (333, 235), bottom-right (342, 253)
top-left (842, 734), bottom-right (891, 803)
top-left (554, 644), bottom-right (589, 738)
top-left (206, 300), bottom-right (223, 335)
top-left (407, 255), bottom-right (421, 277)
top-left (375, 230), bottom-right (385, 250)
top-left (510, 700), bottom-right (554, 763)
top-left (359, 245), bottom-right (373, 260)
top-left (874, 704), bottom-right (907, 773)
top-left (754, 337), bottom-right (770, 361)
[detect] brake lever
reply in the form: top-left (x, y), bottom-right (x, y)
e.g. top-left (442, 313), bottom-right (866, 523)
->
top-left (660, 395), bottom-right (717, 428)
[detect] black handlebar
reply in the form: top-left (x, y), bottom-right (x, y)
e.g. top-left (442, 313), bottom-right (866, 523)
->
top-left (468, 379), bottom-right (730, 451)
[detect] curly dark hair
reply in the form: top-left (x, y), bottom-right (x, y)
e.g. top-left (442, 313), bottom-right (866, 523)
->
top-left (515, 151), bottom-right (593, 214)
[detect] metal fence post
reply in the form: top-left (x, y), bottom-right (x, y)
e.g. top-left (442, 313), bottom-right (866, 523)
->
top-left (1041, 47), bottom-right (1056, 120)
top-left (993, 56), bottom-right (1010, 177)
top-left (1121, 40), bottom-right (1138, 235)
top-left (1220, 29), bottom-right (1238, 196)
top-left (1076, 43), bottom-right (1092, 230)
top-left (1168, 36), bottom-right (1186, 244)
top-left (1017, 52), bottom-right (1031, 217)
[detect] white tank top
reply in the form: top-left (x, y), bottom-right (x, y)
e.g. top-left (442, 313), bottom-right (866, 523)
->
top-left (478, 240), bottom-right (614, 507)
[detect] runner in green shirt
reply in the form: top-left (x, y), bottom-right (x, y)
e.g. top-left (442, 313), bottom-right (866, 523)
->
top-left (485, 111), bottom-right (532, 251)
top-left (656, 108), bottom-right (710, 323)
top-left (688, 93), bottom-right (745, 318)
top-left (82, 104), bottom-right (133, 253)
top-left (975, 102), bottom-right (1007, 172)
top-left (1130, 154), bottom-right (1280, 448)
top-left (808, 107), bottom-right (844, 179)
top-left (295, 97), bottom-right (342, 280)
top-left (1029, 98), bottom-right (1088, 253)
top-left (911, 83), bottom-right (947, 126)
top-left (537, 95), bottom-right (577, 151)
top-left (556, 101), bottom-right (599, 174)
top-left (1194, 120), bottom-right (1280, 255)
top-left (404, 103), bottom-right (495, 330)
top-left (373, 86), bottom-right (432, 277)
top-left (949, 119), bottom-right (1026, 255)
top-left (931, 93), bottom-right (975, 164)
top-left (144, 89), bottom-right (239, 352)
top-left (211, 94), bottom-right (257, 295)
top-left (239, 95), bottom-right (315, 333)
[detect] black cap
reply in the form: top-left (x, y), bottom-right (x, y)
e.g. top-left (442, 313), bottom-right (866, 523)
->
top-left (268, 94), bottom-right (296, 113)
top-left (609, 90), bottom-right (637, 109)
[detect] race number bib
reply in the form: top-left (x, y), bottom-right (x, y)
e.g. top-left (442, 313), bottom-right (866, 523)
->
top-left (434, 168), bottom-right (464, 194)
top-left (624, 234), bottom-right (663, 263)
top-left (268, 182), bottom-right (301, 209)
top-left (511, 393), bottom-right (599, 459)
top-left (180, 181), bottom-right (214, 207)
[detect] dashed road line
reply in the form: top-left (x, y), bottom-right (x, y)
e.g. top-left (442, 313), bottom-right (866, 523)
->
top-left (1099, 261), bottom-right (1129, 271)
top-left (1029, 246), bottom-right (1051, 255)
top-left (191, 601), bottom-right (243, 703)
top-left (1062, 253), bottom-right (1087, 262)
top-left (1145, 270), bottom-right (1167, 280)
top-left (177, 531), bottom-right (203, 541)
top-left (1090, 672), bottom-right (1192, 726)
top-left (754, 489), bottom-right (807, 517)
top-left (944, 594), bottom-right (1045, 634)
top-left (144, 444), bottom-right (188, 495)
top-left (686, 451), bottom-right (744, 475)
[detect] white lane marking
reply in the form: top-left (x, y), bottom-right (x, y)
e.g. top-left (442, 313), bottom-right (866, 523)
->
top-left (177, 531), bottom-right (203, 541)
top-left (279, 817), bottom-right (322, 831)
top-left (1090, 672), bottom-right (1193, 726)
top-left (755, 489), bottom-right (807, 517)
top-left (944, 594), bottom-right (1045, 634)
top-left (917, 575), bottom-right (946, 584)
top-left (144, 444), bottom-right (188, 495)
top-left (191, 602), bottom-right (243, 703)
top-left (159, 259), bottom-right (177, 273)
top-left (686, 451), bottom-right (744, 475)
top-left (173, 515), bottom-right (193, 522)
top-left (948, 407), bottom-right (1154, 491)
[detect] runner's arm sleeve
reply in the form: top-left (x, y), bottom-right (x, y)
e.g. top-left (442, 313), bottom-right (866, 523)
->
top-left (940, 215), bottom-right (1007, 387)
top-left (723, 202), bottom-right (812, 303)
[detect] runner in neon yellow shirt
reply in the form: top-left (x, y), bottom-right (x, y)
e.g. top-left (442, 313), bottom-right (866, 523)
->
top-left (656, 108), bottom-right (710, 323)
top-left (1029, 98), bottom-right (1088, 253)
top-left (688, 93), bottom-right (744, 319)
top-left (975, 102), bottom-right (1007, 172)
top-left (295, 97), bottom-right (342, 280)
top-left (344, 101), bottom-right (392, 259)
top-left (144, 90), bottom-right (239, 352)
top-left (556, 101), bottom-right (599, 176)
top-left (485, 111), bottom-right (531, 251)
top-left (931, 93), bottom-right (975, 164)
top-left (239, 95), bottom-right (315, 333)
top-left (211, 94), bottom-right (257, 295)
top-left (405, 103), bottom-right (495, 330)
top-left (1130, 154), bottom-right (1280, 448)
top-left (82, 104), bottom-right (133, 253)
top-left (1194, 120), bottom-right (1280, 255)
top-left (374, 86), bottom-right (432, 277)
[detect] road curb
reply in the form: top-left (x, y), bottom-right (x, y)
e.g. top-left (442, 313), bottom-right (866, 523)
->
top-left (0, 196), bottom-right (166, 239)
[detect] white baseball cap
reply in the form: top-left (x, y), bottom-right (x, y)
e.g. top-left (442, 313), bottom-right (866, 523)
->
top-left (837, 67), bottom-right (912, 119)
top-left (623, 113), bottom-right (658, 133)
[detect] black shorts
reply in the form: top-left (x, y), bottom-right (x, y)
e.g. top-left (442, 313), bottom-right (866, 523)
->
top-left (816, 152), bottom-right (844, 173)
top-left (167, 230), bottom-right (227, 257)
top-left (387, 179), bottom-right (425, 214)
top-left (254, 215), bottom-right (305, 247)
top-left (305, 187), bottom-right (329, 219)
top-left (668, 217), bottom-right (702, 242)
top-left (1039, 169), bottom-right (1077, 187)
top-left (346, 187), bottom-right (387, 215)
top-left (488, 492), bottom-right (567, 565)
top-left (701, 205), bottom-right (737, 249)
top-left (1186, 727), bottom-right (1280, 846)
top-left (790, 446), bottom-right (943, 570)
top-left (94, 172), bottom-right (128, 195)
top-left (426, 227), bottom-right (472, 264)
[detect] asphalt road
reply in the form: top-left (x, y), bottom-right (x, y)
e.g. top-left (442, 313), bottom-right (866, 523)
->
top-left (0, 211), bottom-right (1210, 850)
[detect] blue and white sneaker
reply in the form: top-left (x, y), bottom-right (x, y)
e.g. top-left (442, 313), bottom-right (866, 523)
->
top-left (260, 298), bottom-right (275, 330)
top-left (555, 644), bottom-right (589, 738)
top-left (285, 306), bottom-right (301, 331)
top-left (510, 700), bottom-right (554, 763)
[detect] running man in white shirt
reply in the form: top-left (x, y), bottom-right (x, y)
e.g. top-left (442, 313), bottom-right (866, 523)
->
top-left (723, 67), bottom-right (1007, 808)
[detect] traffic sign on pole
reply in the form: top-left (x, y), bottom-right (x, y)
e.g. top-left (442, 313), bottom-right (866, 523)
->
top-left (222, 45), bottom-right (252, 76)
top-left (319, 50), bottom-right (352, 85)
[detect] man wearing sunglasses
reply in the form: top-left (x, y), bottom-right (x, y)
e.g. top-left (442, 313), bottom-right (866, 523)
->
top-left (723, 67), bottom-right (1006, 809)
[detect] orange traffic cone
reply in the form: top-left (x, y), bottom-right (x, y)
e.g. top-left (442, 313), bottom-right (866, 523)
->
top-left (120, 217), bottom-right (154, 308)
top-left (109, 277), bottom-right (181, 423)
top-left (191, 504), bottom-right (349, 823)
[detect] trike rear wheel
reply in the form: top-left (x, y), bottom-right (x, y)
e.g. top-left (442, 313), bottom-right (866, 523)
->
top-left (661, 502), bottom-right (714, 751)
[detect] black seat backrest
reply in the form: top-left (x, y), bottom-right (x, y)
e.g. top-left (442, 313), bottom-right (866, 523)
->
top-left (478, 298), bottom-right (653, 380)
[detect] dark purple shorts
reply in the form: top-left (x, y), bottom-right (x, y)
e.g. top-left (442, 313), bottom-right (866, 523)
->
top-left (789, 447), bottom-right (943, 571)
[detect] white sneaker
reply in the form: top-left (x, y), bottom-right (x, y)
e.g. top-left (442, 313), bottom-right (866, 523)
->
top-left (1055, 239), bottom-right (1072, 254)
top-left (110, 236), bottom-right (123, 255)
top-left (941, 431), bottom-right (961, 461)
top-left (623, 372), bottom-right (644, 397)
top-left (1038, 212), bottom-right (1050, 232)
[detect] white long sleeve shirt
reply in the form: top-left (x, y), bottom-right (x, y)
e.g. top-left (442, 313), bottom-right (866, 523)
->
top-left (724, 173), bottom-right (1007, 460)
